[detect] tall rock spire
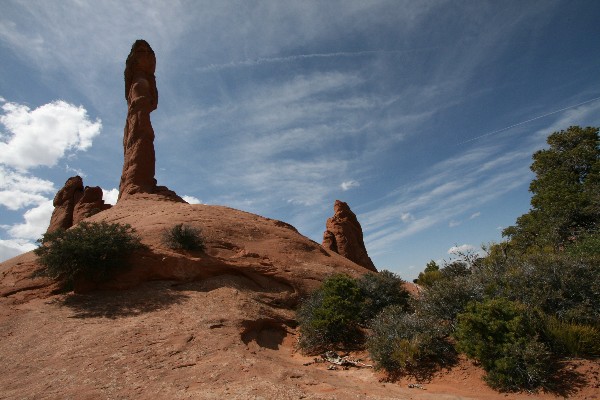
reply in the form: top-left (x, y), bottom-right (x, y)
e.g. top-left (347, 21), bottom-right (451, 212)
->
top-left (118, 39), bottom-right (183, 202)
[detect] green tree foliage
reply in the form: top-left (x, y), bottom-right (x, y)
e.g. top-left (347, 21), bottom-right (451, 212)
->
top-left (414, 260), bottom-right (442, 287)
top-left (161, 223), bottom-right (205, 251)
top-left (34, 221), bottom-right (143, 288)
top-left (297, 274), bottom-right (364, 353)
top-left (455, 298), bottom-right (554, 392)
top-left (503, 126), bottom-right (599, 252)
top-left (358, 270), bottom-right (411, 321)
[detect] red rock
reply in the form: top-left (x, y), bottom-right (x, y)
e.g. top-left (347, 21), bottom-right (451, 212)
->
top-left (47, 177), bottom-right (112, 233)
top-left (46, 176), bottom-right (84, 233)
top-left (73, 186), bottom-right (112, 225)
top-left (118, 39), bottom-right (183, 203)
top-left (322, 200), bottom-right (377, 271)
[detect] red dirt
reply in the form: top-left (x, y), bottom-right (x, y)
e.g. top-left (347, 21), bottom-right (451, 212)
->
top-left (1, 196), bottom-right (598, 399)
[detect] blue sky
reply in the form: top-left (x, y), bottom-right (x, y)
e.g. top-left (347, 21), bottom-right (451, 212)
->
top-left (1, 1), bottom-right (599, 280)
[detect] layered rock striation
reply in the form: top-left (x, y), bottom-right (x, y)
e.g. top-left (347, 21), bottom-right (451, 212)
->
top-left (322, 200), bottom-right (377, 271)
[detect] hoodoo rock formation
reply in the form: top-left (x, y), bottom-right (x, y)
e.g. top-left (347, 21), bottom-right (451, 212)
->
top-left (47, 176), bottom-right (112, 233)
top-left (322, 200), bottom-right (377, 271)
top-left (118, 39), bottom-right (183, 202)
top-left (73, 185), bottom-right (112, 225)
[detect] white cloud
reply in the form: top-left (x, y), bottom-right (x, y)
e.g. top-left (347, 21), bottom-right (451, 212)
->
top-left (182, 195), bottom-right (202, 204)
top-left (0, 100), bottom-right (101, 170)
top-left (0, 239), bottom-right (36, 262)
top-left (447, 244), bottom-right (475, 255)
top-left (340, 180), bottom-right (360, 191)
top-left (448, 220), bottom-right (461, 228)
top-left (0, 166), bottom-right (55, 210)
top-left (6, 200), bottom-right (53, 241)
top-left (470, 211), bottom-right (481, 219)
top-left (101, 188), bottom-right (119, 206)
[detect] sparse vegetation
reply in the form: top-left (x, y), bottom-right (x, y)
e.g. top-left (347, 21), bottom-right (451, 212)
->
top-left (297, 274), bottom-right (364, 353)
top-left (297, 270), bottom-right (411, 353)
top-left (34, 221), bottom-right (143, 288)
top-left (295, 126), bottom-right (600, 393)
top-left (161, 223), bottom-right (205, 251)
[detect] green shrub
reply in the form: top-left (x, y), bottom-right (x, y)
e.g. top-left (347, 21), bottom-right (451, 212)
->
top-left (297, 274), bottom-right (364, 353)
top-left (162, 223), bottom-right (204, 250)
top-left (416, 275), bottom-right (484, 329)
top-left (34, 221), bottom-right (143, 287)
top-left (493, 253), bottom-right (600, 326)
top-left (358, 270), bottom-right (410, 322)
top-left (367, 305), bottom-right (454, 375)
top-left (454, 298), bottom-right (554, 392)
top-left (544, 317), bottom-right (600, 357)
top-left (484, 340), bottom-right (553, 392)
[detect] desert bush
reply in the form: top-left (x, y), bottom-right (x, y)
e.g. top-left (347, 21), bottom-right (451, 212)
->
top-left (544, 317), bottom-right (600, 357)
top-left (454, 298), bottom-right (554, 392)
top-left (162, 223), bottom-right (204, 250)
top-left (358, 270), bottom-right (411, 322)
top-left (367, 305), bottom-right (454, 375)
top-left (297, 274), bottom-right (364, 353)
top-left (34, 221), bottom-right (143, 287)
top-left (492, 253), bottom-right (600, 326)
top-left (416, 275), bottom-right (484, 329)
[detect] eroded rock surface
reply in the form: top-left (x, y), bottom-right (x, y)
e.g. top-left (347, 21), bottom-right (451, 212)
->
top-left (73, 186), bottom-right (112, 225)
top-left (47, 176), bottom-right (84, 233)
top-left (47, 176), bottom-right (112, 233)
top-left (118, 39), bottom-right (183, 202)
top-left (322, 200), bottom-right (377, 271)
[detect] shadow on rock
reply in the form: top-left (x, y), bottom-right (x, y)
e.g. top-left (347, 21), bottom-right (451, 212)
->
top-left (60, 281), bottom-right (189, 319)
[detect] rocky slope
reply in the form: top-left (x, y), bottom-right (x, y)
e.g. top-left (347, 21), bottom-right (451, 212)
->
top-left (1, 196), bottom-right (598, 399)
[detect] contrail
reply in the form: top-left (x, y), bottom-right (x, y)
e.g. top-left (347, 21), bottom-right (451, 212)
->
top-left (198, 47), bottom-right (441, 72)
top-left (460, 95), bottom-right (600, 144)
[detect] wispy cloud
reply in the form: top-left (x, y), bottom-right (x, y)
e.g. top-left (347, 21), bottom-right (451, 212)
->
top-left (459, 96), bottom-right (600, 145)
top-left (341, 180), bottom-right (360, 191)
top-left (470, 212), bottom-right (481, 219)
top-left (198, 47), bottom-right (442, 72)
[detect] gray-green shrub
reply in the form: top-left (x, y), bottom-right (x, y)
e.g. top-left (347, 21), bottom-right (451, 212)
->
top-left (358, 270), bottom-right (410, 322)
top-left (367, 305), bottom-right (454, 375)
